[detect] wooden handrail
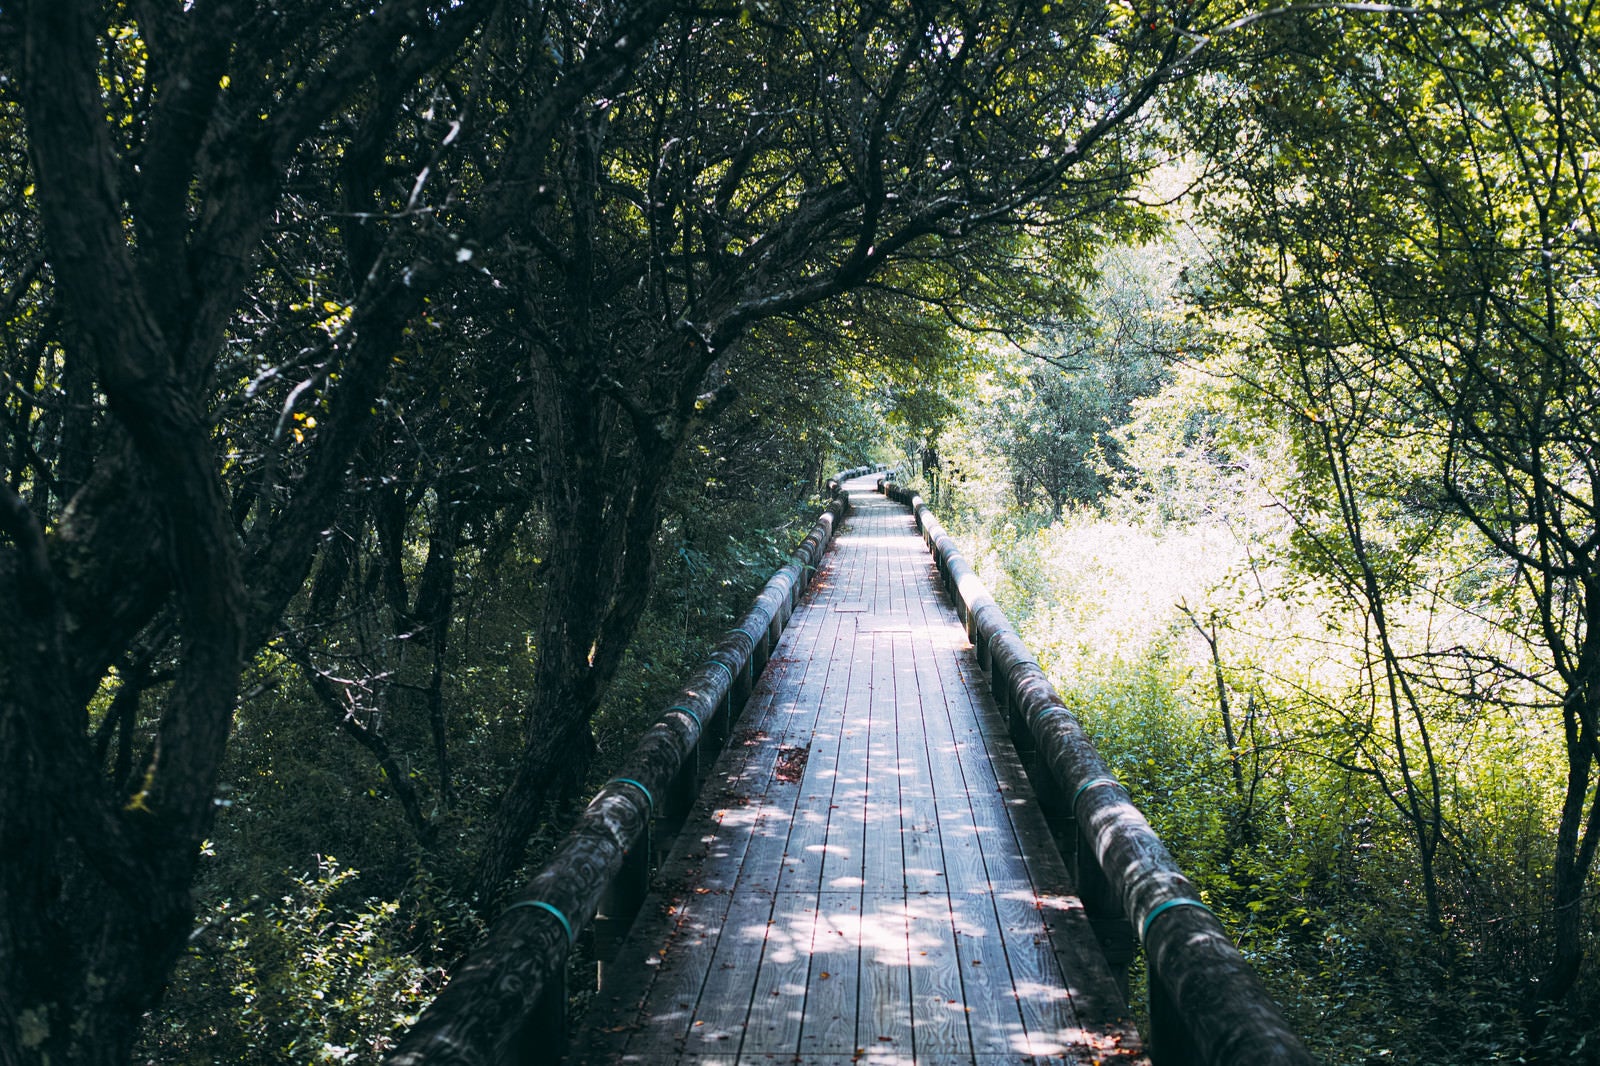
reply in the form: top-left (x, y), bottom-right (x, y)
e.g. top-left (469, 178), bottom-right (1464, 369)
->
top-left (388, 470), bottom-right (877, 1066)
top-left (880, 480), bottom-right (1311, 1066)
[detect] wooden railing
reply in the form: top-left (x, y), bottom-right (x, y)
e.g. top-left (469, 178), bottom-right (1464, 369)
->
top-left (880, 477), bottom-right (1312, 1066)
top-left (389, 467), bottom-right (881, 1066)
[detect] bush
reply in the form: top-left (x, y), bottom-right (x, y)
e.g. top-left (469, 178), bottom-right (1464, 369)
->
top-left (146, 858), bottom-right (454, 1065)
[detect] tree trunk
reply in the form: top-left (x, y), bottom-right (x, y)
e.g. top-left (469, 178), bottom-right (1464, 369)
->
top-left (465, 341), bottom-right (685, 909)
top-left (1539, 691), bottom-right (1600, 1008)
top-left (467, 512), bottom-right (644, 910)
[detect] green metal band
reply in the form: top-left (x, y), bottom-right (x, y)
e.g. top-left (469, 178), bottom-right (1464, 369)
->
top-left (705, 658), bottom-right (736, 685)
top-left (611, 777), bottom-right (654, 817)
top-left (1003, 657), bottom-right (1040, 679)
top-left (1141, 898), bottom-right (1214, 943)
top-left (503, 899), bottom-right (574, 945)
top-left (1071, 776), bottom-right (1121, 807)
top-left (668, 704), bottom-right (702, 728)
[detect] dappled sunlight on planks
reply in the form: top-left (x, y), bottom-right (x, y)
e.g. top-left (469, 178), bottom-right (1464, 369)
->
top-left (576, 479), bottom-right (1147, 1065)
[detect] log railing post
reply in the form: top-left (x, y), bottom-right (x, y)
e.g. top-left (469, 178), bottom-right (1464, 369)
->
top-left (516, 962), bottom-right (568, 1065)
top-left (1150, 962), bottom-right (1203, 1065)
top-left (593, 793), bottom-right (653, 987)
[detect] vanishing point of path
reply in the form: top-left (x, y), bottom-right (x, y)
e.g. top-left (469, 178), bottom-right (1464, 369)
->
top-left (576, 475), bottom-right (1146, 1065)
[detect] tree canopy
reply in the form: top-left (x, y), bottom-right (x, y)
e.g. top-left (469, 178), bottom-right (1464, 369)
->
top-left (0, 0), bottom-right (1219, 1061)
top-left (6, 0), bottom-right (1600, 1062)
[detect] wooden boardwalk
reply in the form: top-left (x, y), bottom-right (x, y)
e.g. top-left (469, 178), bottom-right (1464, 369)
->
top-left (576, 476), bottom-right (1145, 1065)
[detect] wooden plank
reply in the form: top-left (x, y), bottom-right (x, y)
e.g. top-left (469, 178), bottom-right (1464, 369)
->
top-left (740, 895), bottom-right (820, 1056)
top-left (605, 887), bottom-right (742, 1057)
top-left (994, 890), bottom-right (1084, 1058)
top-left (679, 890), bottom-right (777, 1053)
top-left (910, 624), bottom-right (1048, 1057)
top-left (897, 636), bottom-right (946, 899)
top-left (818, 621), bottom-right (871, 892)
top-left (903, 890), bottom-right (973, 1055)
top-left (949, 887), bottom-right (1029, 1055)
top-left (796, 892), bottom-right (863, 1055)
top-left (907, 638), bottom-right (1008, 902)
top-left (595, 1049), bottom-right (742, 1056)
top-left (927, 641), bottom-right (1038, 897)
top-left (733, 608), bottom-right (851, 896)
top-left (772, 606), bottom-right (857, 895)
top-left (856, 893), bottom-right (913, 1054)
top-left (861, 633), bottom-right (905, 892)
top-left (1035, 891), bottom-right (1141, 1037)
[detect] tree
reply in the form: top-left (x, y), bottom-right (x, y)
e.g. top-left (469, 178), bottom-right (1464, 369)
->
top-left (983, 245), bottom-right (1185, 516)
top-left (448, 0), bottom-right (1213, 907)
top-left (0, 0), bottom-right (1238, 1059)
top-left (1196, 0), bottom-right (1600, 1019)
top-left (0, 3), bottom-right (637, 1061)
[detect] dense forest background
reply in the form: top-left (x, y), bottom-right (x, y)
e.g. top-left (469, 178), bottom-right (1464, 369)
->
top-left (1, 0), bottom-right (1597, 1063)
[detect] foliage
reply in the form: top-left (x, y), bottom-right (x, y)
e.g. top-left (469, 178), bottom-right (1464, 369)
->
top-left (149, 858), bottom-right (453, 1066)
top-left (25, 0), bottom-right (1600, 1060)
top-left (0, 0), bottom-right (1214, 1057)
top-left (938, 276), bottom-right (1600, 1059)
top-left (942, 454), bottom-right (1598, 1061)
top-left (1191, 0), bottom-right (1600, 1018)
top-left (975, 244), bottom-right (1192, 515)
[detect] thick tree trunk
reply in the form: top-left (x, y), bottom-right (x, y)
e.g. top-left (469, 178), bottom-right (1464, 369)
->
top-left (467, 497), bottom-right (659, 910)
top-left (466, 348), bottom-right (683, 909)
top-left (1541, 700), bottom-right (1599, 1006)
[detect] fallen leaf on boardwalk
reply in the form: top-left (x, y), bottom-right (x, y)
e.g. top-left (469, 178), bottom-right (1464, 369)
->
top-left (774, 744), bottom-right (811, 782)
top-left (971, 960), bottom-right (982, 966)
top-left (819, 971), bottom-right (831, 979)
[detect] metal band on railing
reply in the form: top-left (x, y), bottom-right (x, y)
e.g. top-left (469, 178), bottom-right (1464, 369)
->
top-left (502, 899), bottom-right (575, 946)
top-left (705, 659), bottom-right (735, 686)
top-left (668, 704), bottom-right (702, 728)
top-left (1071, 776), bottom-right (1122, 807)
top-left (1003, 657), bottom-right (1040, 680)
top-left (610, 777), bottom-right (654, 817)
top-left (1140, 898), bottom-right (1215, 943)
